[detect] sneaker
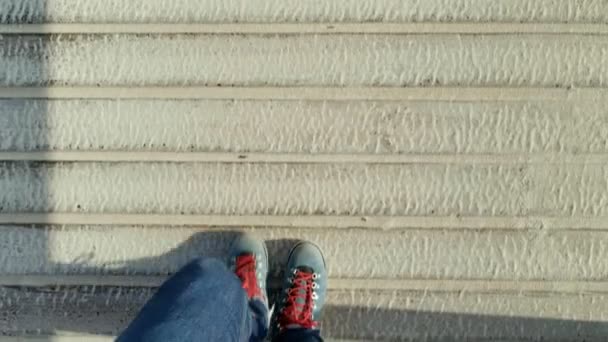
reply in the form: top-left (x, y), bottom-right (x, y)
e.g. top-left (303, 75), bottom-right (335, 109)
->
top-left (277, 241), bottom-right (327, 331)
top-left (228, 233), bottom-right (269, 307)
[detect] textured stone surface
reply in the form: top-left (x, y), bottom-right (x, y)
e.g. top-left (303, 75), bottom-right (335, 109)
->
top-left (1, 225), bottom-right (608, 281)
top-left (1, 1), bottom-right (607, 340)
top-left (2, 34), bottom-right (608, 87)
top-left (2, 99), bottom-right (608, 155)
top-left (1, 162), bottom-right (608, 216)
top-left (1, 0), bottom-right (607, 23)
top-left (1, 286), bottom-right (607, 341)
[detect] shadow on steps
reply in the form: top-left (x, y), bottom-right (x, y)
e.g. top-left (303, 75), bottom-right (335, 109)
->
top-left (3, 290), bottom-right (608, 341)
top-left (0, 230), bottom-right (606, 341)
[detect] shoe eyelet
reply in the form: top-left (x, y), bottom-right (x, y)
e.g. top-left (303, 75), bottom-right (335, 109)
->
top-left (312, 283), bottom-right (318, 289)
top-left (312, 292), bottom-right (318, 300)
top-left (292, 269), bottom-right (298, 275)
top-left (312, 273), bottom-right (319, 279)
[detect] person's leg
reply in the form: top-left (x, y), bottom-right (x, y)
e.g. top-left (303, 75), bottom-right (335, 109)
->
top-left (273, 241), bottom-right (327, 342)
top-left (117, 257), bottom-right (254, 342)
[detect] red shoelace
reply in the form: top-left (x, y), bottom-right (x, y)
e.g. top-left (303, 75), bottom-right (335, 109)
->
top-left (279, 270), bottom-right (317, 329)
top-left (235, 254), bottom-right (263, 300)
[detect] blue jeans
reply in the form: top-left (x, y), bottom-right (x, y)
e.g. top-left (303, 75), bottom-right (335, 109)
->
top-left (117, 258), bottom-right (323, 342)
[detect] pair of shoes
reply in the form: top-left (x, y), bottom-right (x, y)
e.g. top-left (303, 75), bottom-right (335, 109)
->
top-left (228, 233), bottom-right (327, 334)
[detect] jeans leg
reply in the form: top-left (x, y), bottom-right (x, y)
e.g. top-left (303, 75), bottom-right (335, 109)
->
top-left (117, 257), bottom-right (259, 342)
top-left (273, 328), bottom-right (323, 342)
top-left (249, 299), bottom-right (269, 340)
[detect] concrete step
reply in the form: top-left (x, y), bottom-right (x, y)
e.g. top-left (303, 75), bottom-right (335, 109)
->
top-left (2, 225), bottom-right (608, 280)
top-left (1, 285), bottom-right (607, 341)
top-left (0, 162), bottom-right (606, 217)
top-left (1, 0), bottom-right (607, 24)
top-left (2, 34), bottom-right (607, 87)
top-left (1, 2), bottom-right (606, 340)
top-left (1, 99), bottom-right (608, 156)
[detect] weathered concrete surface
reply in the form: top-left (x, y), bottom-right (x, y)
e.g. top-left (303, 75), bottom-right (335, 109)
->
top-left (2, 162), bottom-right (608, 216)
top-left (1, 1), bottom-right (608, 341)
top-left (1, 286), bottom-right (608, 341)
top-left (1, 99), bottom-right (608, 155)
top-left (2, 34), bottom-right (608, 87)
top-left (2, 0), bottom-right (607, 23)
top-left (1, 225), bottom-right (608, 281)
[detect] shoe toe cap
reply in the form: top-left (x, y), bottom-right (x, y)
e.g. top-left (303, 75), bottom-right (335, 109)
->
top-left (288, 242), bottom-right (326, 276)
top-left (229, 233), bottom-right (268, 264)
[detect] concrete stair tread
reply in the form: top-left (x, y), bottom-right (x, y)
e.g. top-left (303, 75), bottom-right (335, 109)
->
top-left (1, 285), bottom-right (607, 341)
top-left (1, 99), bottom-right (607, 156)
top-left (1, 225), bottom-right (607, 281)
top-left (1, 162), bottom-right (607, 216)
top-left (2, 0), bottom-right (607, 24)
top-left (1, 1), bottom-right (607, 340)
top-left (2, 34), bottom-right (608, 87)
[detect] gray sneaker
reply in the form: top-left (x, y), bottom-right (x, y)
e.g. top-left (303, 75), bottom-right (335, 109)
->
top-left (276, 241), bottom-right (327, 331)
top-left (228, 233), bottom-right (269, 307)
